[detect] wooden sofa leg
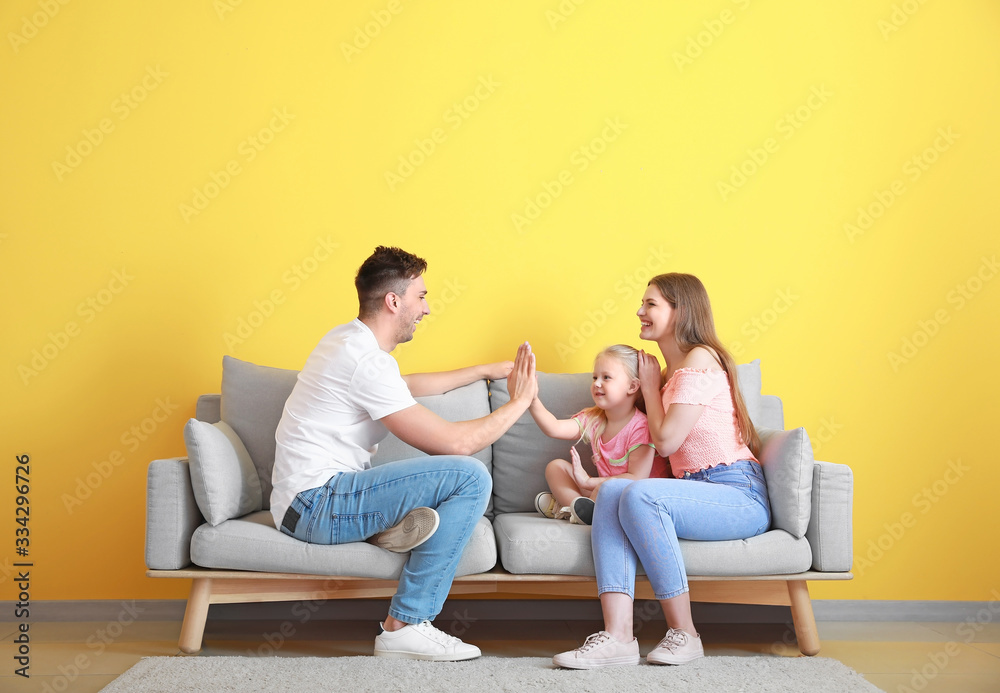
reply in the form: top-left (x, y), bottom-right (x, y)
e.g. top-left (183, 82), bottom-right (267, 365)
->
top-left (178, 578), bottom-right (212, 654)
top-left (787, 580), bottom-right (820, 656)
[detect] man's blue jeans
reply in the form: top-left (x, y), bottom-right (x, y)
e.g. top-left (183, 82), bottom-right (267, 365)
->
top-left (593, 460), bottom-right (771, 600)
top-left (279, 456), bottom-right (491, 624)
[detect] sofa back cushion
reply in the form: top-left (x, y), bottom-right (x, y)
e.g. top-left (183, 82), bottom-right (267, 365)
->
top-left (371, 380), bottom-right (494, 513)
top-left (489, 361), bottom-right (767, 515)
top-left (756, 427), bottom-right (815, 538)
top-left (183, 418), bottom-right (263, 525)
top-left (221, 356), bottom-right (299, 508)
top-left (220, 356), bottom-right (493, 513)
top-left (489, 373), bottom-right (596, 515)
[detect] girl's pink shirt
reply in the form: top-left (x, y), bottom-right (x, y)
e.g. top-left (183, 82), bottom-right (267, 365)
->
top-left (660, 368), bottom-right (756, 477)
top-left (572, 409), bottom-right (670, 478)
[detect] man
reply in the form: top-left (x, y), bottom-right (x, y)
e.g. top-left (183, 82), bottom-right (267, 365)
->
top-left (271, 246), bottom-right (537, 661)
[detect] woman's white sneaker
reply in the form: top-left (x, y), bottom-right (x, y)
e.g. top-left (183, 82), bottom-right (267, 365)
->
top-left (374, 620), bottom-right (481, 661)
top-left (552, 631), bottom-right (640, 669)
top-left (645, 627), bottom-right (704, 665)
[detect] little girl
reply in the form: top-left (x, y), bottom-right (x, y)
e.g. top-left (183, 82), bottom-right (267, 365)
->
top-left (528, 344), bottom-right (668, 525)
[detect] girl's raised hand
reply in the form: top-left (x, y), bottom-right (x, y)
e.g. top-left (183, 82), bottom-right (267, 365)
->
top-left (570, 447), bottom-right (591, 488)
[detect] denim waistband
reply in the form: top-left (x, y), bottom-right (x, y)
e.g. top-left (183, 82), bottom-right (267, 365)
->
top-left (682, 459), bottom-right (770, 512)
top-left (680, 459), bottom-right (763, 481)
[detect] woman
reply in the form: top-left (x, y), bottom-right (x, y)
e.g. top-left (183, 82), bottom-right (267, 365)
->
top-left (553, 273), bottom-right (771, 669)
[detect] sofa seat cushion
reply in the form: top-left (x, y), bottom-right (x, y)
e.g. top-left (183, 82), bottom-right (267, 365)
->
top-left (191, 511), bottom-right (497, 578)
top-left (493, 513), bottom-right (812, 577)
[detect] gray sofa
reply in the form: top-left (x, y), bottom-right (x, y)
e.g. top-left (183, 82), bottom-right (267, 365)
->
top-left (146, 356), bottom-right (854, 655)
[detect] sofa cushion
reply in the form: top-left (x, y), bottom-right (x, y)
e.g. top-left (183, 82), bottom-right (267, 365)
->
top-left (736, 359), bottom-right (763, 426)
top-left (220, 356), bottom-right (299, 508)
top-left (757, 427), bottom-right (814, 538)
top-left (493, 513), bottom-right (812, 576)
top-left (488, 362), bottom-right (766, 515)
top-left (372, 379), bottom-right (494, 514)
top-left (221, 356), bottom-right (495, 512)
top-left (183, 419), bottom-right (262, 526)
top-left (371, 380), bottom-right (492, 468)
top-left (191, 511), bottom-right (497, 578)
top-left (489, 373), bottom-right (596, 515)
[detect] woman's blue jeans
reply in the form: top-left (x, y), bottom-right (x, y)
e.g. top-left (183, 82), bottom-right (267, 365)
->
top-left (278, 456), bottom-right (491, 624)
top-left (593, 460), bottom-right (771, 600)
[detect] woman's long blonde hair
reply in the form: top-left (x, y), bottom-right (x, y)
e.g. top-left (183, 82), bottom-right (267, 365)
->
top-left (576, 344), bottom-right (644, 446)
top-left (647, 273), bottom-right (761, 458)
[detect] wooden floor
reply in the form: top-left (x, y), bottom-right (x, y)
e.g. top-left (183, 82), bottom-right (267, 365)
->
top-left (2, 616), bottom-right (999, 692)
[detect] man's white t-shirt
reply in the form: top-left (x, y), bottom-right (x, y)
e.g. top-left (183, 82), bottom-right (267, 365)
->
top-left (270, 318), bottom-right (417, 529)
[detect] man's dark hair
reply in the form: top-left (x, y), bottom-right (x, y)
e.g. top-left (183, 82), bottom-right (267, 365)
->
top-left (355, 246), bottom-right (428, 318)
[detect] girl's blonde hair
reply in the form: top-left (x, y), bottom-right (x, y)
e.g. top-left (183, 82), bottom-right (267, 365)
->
top-left (647, 273), bottom-right (761, 459)
top-left (576, 344), bottom-right (644, 446)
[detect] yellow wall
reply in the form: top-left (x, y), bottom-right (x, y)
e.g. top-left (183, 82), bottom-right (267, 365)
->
top-left (2, 1), bottom-right (998, 603)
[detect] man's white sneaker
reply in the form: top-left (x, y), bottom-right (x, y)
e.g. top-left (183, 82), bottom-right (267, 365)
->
top-left (374, 620), bottom-right (481, 661)
top-left (552, 631), bottom-right (640, 669)
top-left (645, 627), bottom-right (705, 665)
top-left (367, 507), bottom-right (439, 553)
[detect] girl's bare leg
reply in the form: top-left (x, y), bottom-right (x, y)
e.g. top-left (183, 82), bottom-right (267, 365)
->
top-left (545, 459), bottom-right (582, 507)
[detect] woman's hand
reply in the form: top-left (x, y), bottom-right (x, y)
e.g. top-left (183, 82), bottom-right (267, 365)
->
top-left (637, 350), bottom-right (663, 394)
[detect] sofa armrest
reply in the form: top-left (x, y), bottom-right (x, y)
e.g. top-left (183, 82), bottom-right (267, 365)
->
top-left (146, 457), bottom-right (204, 570)
top-left (806, 460), bottom-right (853, 572)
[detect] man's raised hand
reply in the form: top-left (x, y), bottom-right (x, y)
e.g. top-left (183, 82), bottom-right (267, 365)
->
top-left (507, 342), bottom-right (537, 405)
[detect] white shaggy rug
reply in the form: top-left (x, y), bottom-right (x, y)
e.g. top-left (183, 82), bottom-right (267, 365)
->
top-left (100, 655), bottom-right (884, 692)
